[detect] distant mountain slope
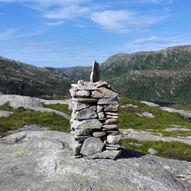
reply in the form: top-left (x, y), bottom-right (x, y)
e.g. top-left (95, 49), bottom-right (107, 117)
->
top-left (60, 45), bottom-right (191, 103)
top-left (0, 57), bottom-right (72, 97)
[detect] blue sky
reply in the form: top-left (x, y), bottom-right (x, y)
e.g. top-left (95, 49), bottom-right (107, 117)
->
top-left (0, 0), bottom-right (191, 67)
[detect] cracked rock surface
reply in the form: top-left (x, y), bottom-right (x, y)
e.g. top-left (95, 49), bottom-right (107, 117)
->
top-left (0, 130), bottom-right (191, 191)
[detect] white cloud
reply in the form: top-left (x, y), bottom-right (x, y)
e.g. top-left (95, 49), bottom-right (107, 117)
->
top-left (0, 29), bottom-right (16, 40)
top-left (43, 5), bottom-right (90, 19)
top-left (46, 20), bottom-right (65, 26)
top-left (91, 10), bottom-right (170, 33)
top-left (126, 35), bottom-right (191, 52)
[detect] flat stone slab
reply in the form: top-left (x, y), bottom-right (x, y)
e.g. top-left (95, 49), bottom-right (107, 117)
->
top-left (87, 150), bottom-right (122, 160)
top-left (75, 90), bottom-right (90, 98)
top-left (73, 108), bottom-right (98, 120)
top-left (71, 119), bottom-right (102, 130)
top-left (72, 101), bottom-right (90, 111)
top-left (73, 98), bottom-right (98, 103)
top-left (80, 137), bottom-right (104, 156)
top-left (98, 97), bottom-right (119, 105)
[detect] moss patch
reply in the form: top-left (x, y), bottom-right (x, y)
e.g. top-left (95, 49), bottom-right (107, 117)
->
top-left (121, 138), bottom-right (191, 161)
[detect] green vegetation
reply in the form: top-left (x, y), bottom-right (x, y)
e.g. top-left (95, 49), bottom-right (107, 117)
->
top-left (119, 98), bottom-right (191, 136)
top-left (0, 105), bottom-right (70, 136)
top-left (62, 45), bottom-right (191, 103)
top-left (121, 138), bottom-right (191, 161)
top-left (171, 103), bottom-right (191, 112)
top-left (46, 104), bottom-right (71, 115)
top-left (0, 56), bottom-right (72, 96)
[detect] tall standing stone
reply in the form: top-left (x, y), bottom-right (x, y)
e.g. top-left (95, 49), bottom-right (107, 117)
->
top-left (90, 60), bottom-right (100, 83)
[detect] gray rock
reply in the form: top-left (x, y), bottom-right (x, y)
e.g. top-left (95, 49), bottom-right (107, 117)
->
top-left (75, 90), bottom-right (90, 98)
top-left (80, 137), bottom-right (104, 156)
top-left (74, 135), bottom-right (90, 143)
top-left (71, 119), bottom-right (102, 130)
top-left (69, 87), bottom-right (77, 97)
top-left (73, 108), bottom-right (97, 120)
top-left (75, 81), bottom-right (96, 90)
top-left (90, 60), bottom-right (100, 83)
top-left (0, 95), bottom-right (43, 109)
top-left (92, 131), bottom-right (106, 138)
top-left (97, 87), bottom-right (118, 98)
top-left (91, 90), bottom-right (104, 98)
top-left (106, 146), bottom-right (119, 150)
top-left (97, 105), bottom-right (103, 112)
top-left (106, 115), bottom-right (119, 119)
top-left (105, 112), bottom-right (118, 116)
top-left (104, 105), bottom-right (119, 112)
top-left (72, 101), bottom-right (90, 111)
top-left (107, 134), bottom-right (121, 144)
top-left (148, 148), bottom-right (158, 155)
top-left (105, 118), bottom-right (119, 125)
top-left (98, 97), bottom-right (119, 105)
top-left (102, 124), bottom-right (118, 129)
top-left (0, 131), bottom-right (191, 191)
top-left (136, 112), bottom-right (156, 118)
top-left (93, 81), bottom-right (108, 88)
top-left (73, 97), bottom-right (98, 103)
top-left (0, 110), bottom-right (13, 117)
top-left (73, 128), bottom-right (93, 136)
top-left (87, 150), bottom-right (121, 160)
top-left (71, 136), bottom-right (82, 156)
top-left (98, 112), bottom-right (105, 119)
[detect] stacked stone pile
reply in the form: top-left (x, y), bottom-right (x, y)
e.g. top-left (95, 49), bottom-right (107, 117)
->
top-left (70, 80), bottom-right (121, 160)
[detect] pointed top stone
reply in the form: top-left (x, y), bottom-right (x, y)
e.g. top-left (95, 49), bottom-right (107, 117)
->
top-left (90, 60), bottom-right (100, 83)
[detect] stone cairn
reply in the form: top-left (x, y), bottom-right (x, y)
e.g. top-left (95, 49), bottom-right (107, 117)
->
top-left (69, 61), bottom-right (121, 160)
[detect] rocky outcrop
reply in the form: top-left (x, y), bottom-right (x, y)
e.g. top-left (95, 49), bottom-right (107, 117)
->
top-left (69, 80), bottom-right (121, 159)
top-left (0, 95), bottom-right (70, 120)
top-left (0, 130), bottom-right (191, 191)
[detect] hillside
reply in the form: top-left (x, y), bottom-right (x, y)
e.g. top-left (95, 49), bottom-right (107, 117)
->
top-left (61, 45), bottom-right (191, 103)
top-left (0, 57), bottom-right (72, 97)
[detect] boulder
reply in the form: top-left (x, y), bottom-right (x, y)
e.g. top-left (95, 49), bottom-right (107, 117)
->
top-left (0, 131), bottom-right (190, 191)
top-left (80, 137), bottom-right (105, 156)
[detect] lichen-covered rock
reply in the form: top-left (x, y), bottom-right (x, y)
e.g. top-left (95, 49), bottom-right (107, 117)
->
top-left (107, 134), bottom-right (121, 144)
top-left (73, 108), bottom-right (98, 120)
top-left (0, 131), bottom-right (190, 191)
top-left (75, 90), bottom-right (90, 98)
top-left (80, 137), bottom-right (104, 156)
top-left (72, 101), bottom-right (90, 111)
top-left (87, 150), bottom-right (122, 160)
top-left (71, 119), bottom-right (102, 130)
top-left (98, 97), bottom-right (119, 105)
top-left (92, 131), bottom-right (106, 138)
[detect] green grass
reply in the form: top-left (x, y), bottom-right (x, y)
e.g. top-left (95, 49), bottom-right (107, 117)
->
top-left (121, 138), bottom-right (191, 161)
top-left (46, 104), bottom-right (71, 115)
top-left (171, 103), bottom-right (191, 112)
top-left (119, 98), bottom-right (191, 136)
top-left (0, 105), bottom-right (70, 136)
